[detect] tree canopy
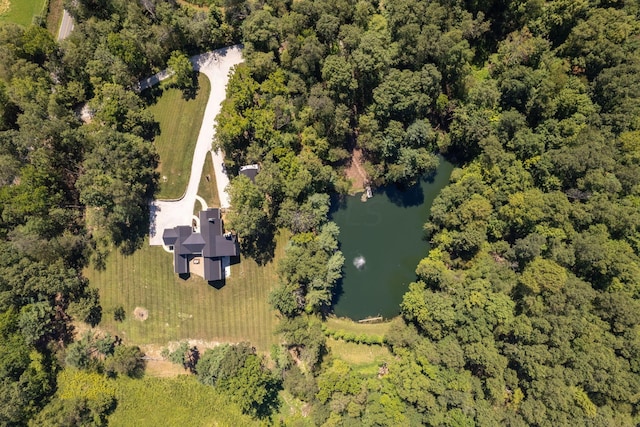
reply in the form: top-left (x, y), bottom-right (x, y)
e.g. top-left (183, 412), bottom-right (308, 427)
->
top-left (3, 0), bottom-right (640, 424)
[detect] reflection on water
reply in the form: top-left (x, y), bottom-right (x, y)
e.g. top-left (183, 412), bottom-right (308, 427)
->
top-left (331, 160), bottom-right (454, 320)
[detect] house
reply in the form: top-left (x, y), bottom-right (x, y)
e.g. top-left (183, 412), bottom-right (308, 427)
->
top-left (239, 164), bottom-right (259, 182)
top-left (162, 208), bottom-right (237, 281)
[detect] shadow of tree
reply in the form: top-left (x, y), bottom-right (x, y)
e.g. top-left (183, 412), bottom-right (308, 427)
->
top-left (180, 71), bottom-right (200, 100)
top-left (239, 225), bottom-right (276, 265)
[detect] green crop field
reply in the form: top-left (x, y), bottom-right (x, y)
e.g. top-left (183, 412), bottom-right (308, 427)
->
top-left (84, 232), bottom-right (288, 351)
top-left (0, 0), bottom-right (47, 26)
top-left (147, 73), bottom-right (210, 200)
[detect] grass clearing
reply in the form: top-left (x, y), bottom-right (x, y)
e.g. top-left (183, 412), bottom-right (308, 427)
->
top-left (84, 231), bottom-right (289, 351)
top-left (0, 0), bottom-right (46, 26)
top-left (325, 316), bottom-right (392, 337)
top-left (147, 73), bottom-right (210, 200)
top-left (56, 369), bottom-right (256, 427)
top-left (197, 151), bottom-right (221, 207)
top-left (326, 338), bottom-right (391, 375)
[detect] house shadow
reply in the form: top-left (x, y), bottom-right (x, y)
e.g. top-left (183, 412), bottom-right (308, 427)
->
top-left (179, 273), bottom-right (191, 280)
top-left (208, 279), bottom-right (225, 289)
top-left (207, 250), bottom-right (241, 290)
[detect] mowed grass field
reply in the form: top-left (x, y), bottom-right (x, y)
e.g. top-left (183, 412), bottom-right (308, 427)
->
top-left (0, 0), bottom-right (47, 26)
top-left (197, 151), bottom-right (221, 207)
top-left (324, 317), bottom-right (392, 374)
top-left (325, 316), bottom-right (392, 337)
top-left (147, 73), bottom-right (210, 199)
top-left (327, 339), bottom-right (392, 375)
top-left (84, 232), bottom-right (289, 351)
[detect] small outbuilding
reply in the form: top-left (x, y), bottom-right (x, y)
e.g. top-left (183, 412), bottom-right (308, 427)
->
top-left (239, 164), bottom-right (260, 182)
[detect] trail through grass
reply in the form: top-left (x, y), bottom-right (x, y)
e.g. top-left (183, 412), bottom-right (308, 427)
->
top-left (85, 232), bottom-right (289, 351)
top-left (147, 73), bottom-right (211, 199)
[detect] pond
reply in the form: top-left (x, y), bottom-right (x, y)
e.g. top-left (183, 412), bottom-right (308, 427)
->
top-left (330, 159), bottom-right (454, 320)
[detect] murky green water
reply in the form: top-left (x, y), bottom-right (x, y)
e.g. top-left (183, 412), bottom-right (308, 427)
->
top-left (331, 159), bottom-right (454, 320)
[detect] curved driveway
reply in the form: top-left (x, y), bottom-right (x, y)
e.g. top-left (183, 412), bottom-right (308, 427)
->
top-left (149, 45), bottom-right (243, 246)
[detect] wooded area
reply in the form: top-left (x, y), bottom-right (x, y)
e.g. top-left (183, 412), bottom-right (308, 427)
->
top-left (216, 0), bottom-right (640, 424)
top-left (0, 0), bottom-right (639, 424)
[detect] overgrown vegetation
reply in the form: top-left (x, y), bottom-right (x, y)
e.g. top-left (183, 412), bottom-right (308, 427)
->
top-left (35, 370), bottom-right (255, 427)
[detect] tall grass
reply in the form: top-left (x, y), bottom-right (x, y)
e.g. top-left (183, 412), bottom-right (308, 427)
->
top-left (56, 370), bottom-right (256, 427)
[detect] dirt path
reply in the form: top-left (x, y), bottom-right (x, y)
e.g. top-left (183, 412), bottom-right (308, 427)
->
top-left (345, 148), bottom-right (367, 193)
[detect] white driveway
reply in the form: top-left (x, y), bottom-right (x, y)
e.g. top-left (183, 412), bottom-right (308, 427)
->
top-left (57, 9), bottom-right (75, 41)
top-left (149, 45), bottom-right (243, 246)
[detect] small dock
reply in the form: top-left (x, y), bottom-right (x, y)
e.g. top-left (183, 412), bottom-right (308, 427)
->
top-left (361, 185), bottom-right (373, 202)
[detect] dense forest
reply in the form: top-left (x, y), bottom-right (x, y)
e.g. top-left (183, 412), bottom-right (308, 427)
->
top-left (1, 0), bottom-right (640, 425)
top-left (218, 0), bottom-right (640, 425)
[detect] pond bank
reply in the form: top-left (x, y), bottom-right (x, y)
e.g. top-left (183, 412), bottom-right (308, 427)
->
top-left (330, 159), bottom-right (454, 320)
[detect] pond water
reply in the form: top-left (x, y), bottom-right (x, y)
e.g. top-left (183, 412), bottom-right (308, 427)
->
top-left (330, 159), bottom-right (454, 320)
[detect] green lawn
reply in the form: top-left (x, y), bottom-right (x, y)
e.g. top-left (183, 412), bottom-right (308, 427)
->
top-left (147, 73), bottom-right (211, 199)
top-left (197, 151), bottom-right (221, 208)
top-left (84, 232), bottom-right (289, 351)
top-left (0, 0), bottom-right (47, 26)
top-left (325, 316), bottom-right (392, 337)
top-left (56, 370), bottom-right (256, 427)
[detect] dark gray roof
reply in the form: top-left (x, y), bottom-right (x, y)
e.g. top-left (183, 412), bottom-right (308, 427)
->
top-left (200, 209), bottom-right (237, 258)
top-left (239, 164), bottom-right (259, 182)
top-left (213, 235), bottom-right (237, 257)
top-left (174, 226), bottom-right (194, 255)
top-left (175, 253), bottom-right (189, 274)
top-left (182, 233), bottom-right (206, 253)
top-left (163, 208), bottom-right (237, 280)
top-left (203, 257), bottom-right (222, 281)
top-left (162, 228), bottom-right (178, 245)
